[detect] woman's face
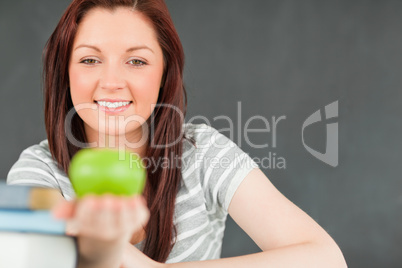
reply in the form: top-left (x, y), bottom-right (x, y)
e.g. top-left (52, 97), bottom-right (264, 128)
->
top-left (69, 7), bottom-right (164, 148)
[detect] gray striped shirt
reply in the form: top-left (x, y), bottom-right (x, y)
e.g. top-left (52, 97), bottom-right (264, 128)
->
top-left (7, 123), bottom-right (258, 263)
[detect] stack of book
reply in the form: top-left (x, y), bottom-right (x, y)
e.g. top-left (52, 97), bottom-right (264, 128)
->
top-left (0, 182), bottom-right (77, 268)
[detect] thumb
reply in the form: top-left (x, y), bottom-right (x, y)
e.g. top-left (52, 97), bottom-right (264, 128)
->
top-left (52, 199), bottom-right (76, 219)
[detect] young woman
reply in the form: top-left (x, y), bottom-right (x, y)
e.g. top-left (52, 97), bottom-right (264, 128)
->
top-left (7, 0), bottom-right (347, 267)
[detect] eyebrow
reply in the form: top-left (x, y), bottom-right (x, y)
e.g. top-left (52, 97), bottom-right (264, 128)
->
top-left (73, 44), bottom-right (154, 54)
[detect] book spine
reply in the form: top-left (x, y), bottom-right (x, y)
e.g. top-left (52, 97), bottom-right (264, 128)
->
top-left (0, 182), bottom-right (61, 210)
top-left (0, 210), bottom-right (66, 235)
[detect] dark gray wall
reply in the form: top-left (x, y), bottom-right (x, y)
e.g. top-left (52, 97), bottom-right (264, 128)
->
top-left (1, 1), bottom-right (401, 267)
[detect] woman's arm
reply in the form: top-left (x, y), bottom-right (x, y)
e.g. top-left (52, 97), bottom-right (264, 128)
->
top-left (169, 168), bottom-right (346, 267)
top-left (122, 168), bottom-right (347, 268)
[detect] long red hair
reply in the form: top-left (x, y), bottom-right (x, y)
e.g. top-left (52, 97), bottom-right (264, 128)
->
top-left (43, 0), bottom-right (187, 262)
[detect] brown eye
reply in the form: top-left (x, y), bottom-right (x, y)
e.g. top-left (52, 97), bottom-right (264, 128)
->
top-left (128, 59), bottom-right (146, 66)
top-left (81, 59), bottom-right (99, 64)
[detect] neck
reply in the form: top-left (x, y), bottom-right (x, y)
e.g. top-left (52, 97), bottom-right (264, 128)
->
top-left (84, 126), bottom-right (148, 159)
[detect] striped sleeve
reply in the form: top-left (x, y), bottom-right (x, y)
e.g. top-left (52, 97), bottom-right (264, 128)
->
top-left (7, 145), bottom-right (61, 191)
top-left (195, 124), bottom-right (259, 212)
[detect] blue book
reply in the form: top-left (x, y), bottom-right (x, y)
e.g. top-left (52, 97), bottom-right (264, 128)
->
top-left (0, 209), bottom-right (66, 235)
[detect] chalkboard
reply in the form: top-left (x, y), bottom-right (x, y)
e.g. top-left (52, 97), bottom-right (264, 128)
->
top-left (1, 1), bottom-right (401, 267)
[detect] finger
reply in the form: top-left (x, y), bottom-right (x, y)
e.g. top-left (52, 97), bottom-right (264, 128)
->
top-left (77, 195), bottom-right (123, 240)
top-left (127, 196), bottom-right (150, 231)
top-left (96, 195), bottom-right (116, 231)
top-left (52, 199), bottom-right (76, 219)
top-left (65, 219), bottom-right (79, 236)
top-left (74, 195), bottom-right (99, 235)
top-left (136, 201), bottom-right (150, 227)
top-left (114, 197), bottom-right (133, 240)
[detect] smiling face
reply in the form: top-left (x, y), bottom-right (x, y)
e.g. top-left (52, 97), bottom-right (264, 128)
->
top-left (68, 7), bottom-right (164, 150)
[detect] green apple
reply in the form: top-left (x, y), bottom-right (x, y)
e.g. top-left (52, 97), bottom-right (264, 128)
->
top-left (68, 148), bottom-right (146, 198)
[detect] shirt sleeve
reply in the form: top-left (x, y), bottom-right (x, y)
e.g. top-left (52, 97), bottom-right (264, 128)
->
top-left (7, 145), bottom-right (62, 190)
top-left (194, 124), bottom-right (259, 212)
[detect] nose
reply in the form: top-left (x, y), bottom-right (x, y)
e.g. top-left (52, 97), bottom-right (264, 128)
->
top-left (100, 64), bottom-right (126, 90)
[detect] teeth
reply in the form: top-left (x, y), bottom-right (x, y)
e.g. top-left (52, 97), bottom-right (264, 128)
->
top-left (97, 101), bottom-right (130, 108)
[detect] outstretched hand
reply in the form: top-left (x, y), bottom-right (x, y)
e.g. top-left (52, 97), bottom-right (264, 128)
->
top-left (52, 195), bottom-right (150, 268)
